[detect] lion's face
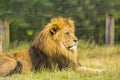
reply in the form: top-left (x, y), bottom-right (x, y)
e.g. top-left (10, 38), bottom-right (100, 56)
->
top-left (61, 26), bottom-right (78, 52)
top-left (49, 17), bottom-right (78, 53)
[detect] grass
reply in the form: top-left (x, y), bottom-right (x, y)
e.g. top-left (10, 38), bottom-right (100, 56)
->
top-left (0, 40), bottom-right (120, 80)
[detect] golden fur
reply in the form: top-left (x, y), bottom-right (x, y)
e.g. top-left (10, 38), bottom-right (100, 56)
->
top-left (0, 17), bottom-right (105, 76)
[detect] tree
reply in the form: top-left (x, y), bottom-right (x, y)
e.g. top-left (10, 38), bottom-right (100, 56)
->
top-left (0, 0), bottom-right (120, 44)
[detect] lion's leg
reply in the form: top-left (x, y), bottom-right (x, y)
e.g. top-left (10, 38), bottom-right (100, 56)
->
top-left (0, 55), bottom-right (17, 76)
top-left (76, 67), bottom-right (105, 74)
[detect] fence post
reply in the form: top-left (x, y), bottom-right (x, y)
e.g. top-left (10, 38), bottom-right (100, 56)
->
top-left (0, 19), bottom-right (10, 52)
top-left (105, 13), bottom-right (115, 46)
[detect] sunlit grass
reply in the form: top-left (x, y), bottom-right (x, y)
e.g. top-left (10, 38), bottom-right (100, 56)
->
top-left (0, 40), bottom-right (120, 80)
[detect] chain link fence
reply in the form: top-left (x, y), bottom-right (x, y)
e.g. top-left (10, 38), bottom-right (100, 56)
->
top-left (0, 0), bottom-right (120, 52)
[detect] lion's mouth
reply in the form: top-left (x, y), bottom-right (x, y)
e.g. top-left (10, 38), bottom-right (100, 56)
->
top-left (68, 44), bottom-right (76, 49)
top-left (68, 43), bottom-right (77, 50)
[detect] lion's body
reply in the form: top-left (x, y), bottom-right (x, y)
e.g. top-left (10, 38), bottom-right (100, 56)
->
top-left (0, 50), bottom-right (32, 76)
top-left (0, 17), bottom-right (81, 76)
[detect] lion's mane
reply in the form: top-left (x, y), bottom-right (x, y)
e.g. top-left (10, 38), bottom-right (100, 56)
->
top-left (29, 17), bottom-right (79, 70)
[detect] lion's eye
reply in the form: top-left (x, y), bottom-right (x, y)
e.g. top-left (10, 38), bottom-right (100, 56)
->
top-left (65, 32), bottom-right (69, 35)
top-left (65, 32), bottom-right (70, 40)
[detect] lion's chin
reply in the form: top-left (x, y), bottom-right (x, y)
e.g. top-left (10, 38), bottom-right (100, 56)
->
top-left (69, 45), bottom-right (77, 50)
top-left (68, 44), bottom-right (77, 53)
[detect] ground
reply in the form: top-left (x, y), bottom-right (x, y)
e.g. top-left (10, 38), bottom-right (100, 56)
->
top-left (0, 41), bottom-right (120, 80)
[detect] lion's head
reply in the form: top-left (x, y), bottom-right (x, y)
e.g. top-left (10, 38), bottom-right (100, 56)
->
top-left (30, 17), bottom-right (79, 69)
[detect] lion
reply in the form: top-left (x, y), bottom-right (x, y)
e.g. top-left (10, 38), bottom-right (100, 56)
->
top-left (0, 17), bottom-right (105, 76)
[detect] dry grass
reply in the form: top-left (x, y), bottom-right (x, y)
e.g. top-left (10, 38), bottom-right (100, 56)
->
top-left (0, 41), bottom-right (120, 80)
top-left (78, 40), bottom-right (120, 80)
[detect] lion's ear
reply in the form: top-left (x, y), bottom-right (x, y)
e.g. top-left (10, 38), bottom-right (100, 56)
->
top-left (50, 24), bottom-right (60, 35)
top-left (65, 18), bottom-right (74, 28)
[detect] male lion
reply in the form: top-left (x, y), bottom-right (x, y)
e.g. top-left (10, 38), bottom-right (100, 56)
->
top-left (0, 17), bottom-right (105, 76)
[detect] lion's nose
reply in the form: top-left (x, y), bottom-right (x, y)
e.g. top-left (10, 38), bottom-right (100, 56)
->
top-left (73, 36), bottom-right (78, 43)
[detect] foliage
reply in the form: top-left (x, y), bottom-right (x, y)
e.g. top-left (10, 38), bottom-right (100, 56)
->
top-left (0, 0), bottom-right (120, 44)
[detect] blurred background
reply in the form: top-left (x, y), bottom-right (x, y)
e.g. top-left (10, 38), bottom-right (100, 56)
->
top-left (0, 0), bottom-right (120, 51)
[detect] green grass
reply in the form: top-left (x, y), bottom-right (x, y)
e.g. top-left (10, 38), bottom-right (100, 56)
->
top-left (1, 41), bottom-right (120, 80)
